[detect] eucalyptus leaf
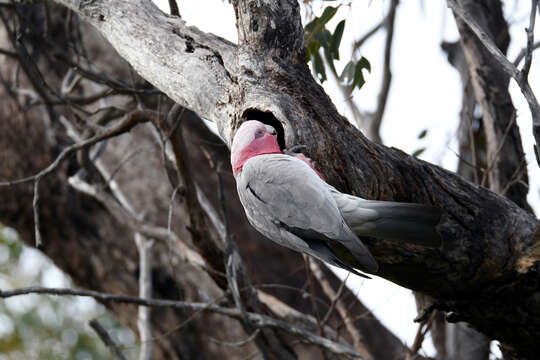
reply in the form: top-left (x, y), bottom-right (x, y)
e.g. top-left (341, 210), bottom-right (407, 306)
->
top-left (319, 6), bottom-right (338, 26)
top-left (339, 61), bottom-right (355, 85)
top-left (352, 61), bottom-right (365, 88)
top-left (412, 148), bottom-right (426, 157)
top-left (312, 51), bottom-right (327, 83)
top-left (330, 20), bottom-right (345, 60)
top-left (315, 28), bottom-right (332, 48)
top-left (358, 56), bottom-right (371, 73)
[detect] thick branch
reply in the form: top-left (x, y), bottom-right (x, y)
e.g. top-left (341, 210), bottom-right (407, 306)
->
top-left (448, 0), bottom-right (540, 165)
top-left (452, 0), bottom-right (529, 209)
top-left (37, 0), bottom-right (238, 135)
top-left (5, 0), bottom-right (540, 357)
top-left (235, 0), bottom-right (305, 64)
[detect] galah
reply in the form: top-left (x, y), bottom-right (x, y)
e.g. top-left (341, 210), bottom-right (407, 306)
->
top-left (231, 120), bottom-right (441, 277)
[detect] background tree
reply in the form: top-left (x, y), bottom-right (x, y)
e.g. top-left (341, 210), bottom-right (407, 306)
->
top-left (0, 1), bottom-right (539, 359)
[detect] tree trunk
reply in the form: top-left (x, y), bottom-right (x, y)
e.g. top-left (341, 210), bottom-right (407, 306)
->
top-left (0, 3), bottom-right (415, 359)
top-left (2, 0), bottom-right (540, 358)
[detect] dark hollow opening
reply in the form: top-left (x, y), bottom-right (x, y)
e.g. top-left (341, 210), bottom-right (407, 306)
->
top-left (242, 109), bottom-right (286, 150)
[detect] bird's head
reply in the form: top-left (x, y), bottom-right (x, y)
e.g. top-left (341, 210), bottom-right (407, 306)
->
top-left (231, 120), bottom-right (281, 177)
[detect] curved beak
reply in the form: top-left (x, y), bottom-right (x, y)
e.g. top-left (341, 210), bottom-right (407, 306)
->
top-left (265, 125), bottom-right (277, 136)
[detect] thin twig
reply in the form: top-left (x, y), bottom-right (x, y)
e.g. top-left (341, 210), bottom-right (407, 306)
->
top-left (67, 175), bottom-right (208, 270)
top-left (514, 41), bottom-right (540, 66)
top-left (0, 110), bottom-right (151, 187)
top-left (409, 311), bottom-right (436, 357)
top-left (447, 0), bottom-right (540, 164)
top-left (501, 159), bottom-right (529, 196)
top-left (217, 161), bottom-right (279, 359)
top-left (135, 233), bottom-right (154, 360)
top-left (370, 0), bottom-right (398, 144)
top-left (321, 273), bottom-right (349, 327)
top-left (481, 115), bottom-right (517, 187)
top-left (218, 161), bottom-right (247, 318)
top-left (304, 256), bottom-right (323, 337)
top-left (522, 0), bottom-right (538, 79)
top-left (0, 286), bottom-right (363, 358)
top-left (447, 0), bottom-right (519, 78)
top-left (0, 47), bottom-right (17, 57)
top-left (352, 16), bottom-right (387, 53)
top-left (310, 261), bottom-right (372, 359)
top-left (0, 110), bottom-right (151, 247)
top-left (208, 329), bottom-right (261, 348)
top-left (32, 180), bottom-right (42, 248)
top-left (89, 319), bottom-right (128, 360)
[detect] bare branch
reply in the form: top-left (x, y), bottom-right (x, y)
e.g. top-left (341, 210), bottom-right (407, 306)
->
top-left (0, 47), bottom-right (17, 57)
top-left (89, 319), bottom-right (128, 360)
top-left (522, 0), bottom-right (539, 78)
top-left (369, 0), bottom-right (398, 144)
top-left (514, 41), bottom-right (540, 66)
top-left (447, 0), bottom-right (518, 78)
top-left (310, 261), bottom-right (372, 359)
top-left (352, 17), bottom-right (387, 53)
top-left (135, 233), bottom-right (154, 360)
top-left (208, 329), bottom-right (261, 348)
top-left (0, 110), bottom-right (151, 187)
top-left (447, 0), bottom-right (540, 164)
top-left (0, 286), bottom-right (363, 358)
top-left (0, 109), bottom-right (151, 247)
top-left (321, 273), bottom-right (349, 327)
top-left (67, 175), bottom-right (208, 270)
top-left (409, 312), bottom-right (436, 357)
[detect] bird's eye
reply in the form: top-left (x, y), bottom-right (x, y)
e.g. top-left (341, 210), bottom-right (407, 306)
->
top-left (254, 128), bottom-right (265, 138)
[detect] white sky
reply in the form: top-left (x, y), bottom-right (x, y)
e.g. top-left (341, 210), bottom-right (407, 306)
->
top-left (154, 0), bottom-right (538, 357)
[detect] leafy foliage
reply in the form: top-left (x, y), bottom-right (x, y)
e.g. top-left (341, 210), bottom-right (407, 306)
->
top-left (304, 6), bottom-right (371, 89)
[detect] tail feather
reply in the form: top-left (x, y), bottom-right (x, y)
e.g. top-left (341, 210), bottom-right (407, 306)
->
top-left (332, 192), bottom-right (442, 247)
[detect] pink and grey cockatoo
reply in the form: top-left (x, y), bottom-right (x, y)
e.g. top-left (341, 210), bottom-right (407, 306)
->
top-left (231, 120), bottom-right (441, 277)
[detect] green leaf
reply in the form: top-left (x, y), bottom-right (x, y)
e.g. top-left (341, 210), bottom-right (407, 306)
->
top-left (315, 28), bottom-right (332, 49)
top-left (352, 62), bottom-right (365, 88)
top-left (358, 56), bottom-right (371, 73)
top-left (306, 40), bottom-right (320, 60)
top-left (412, 148), bottom-right (426, 157)
top-left (352, 56), bottom-right (371, 89)
top-left (304, 18), bottom-right (318, 34)
top-left (319, 6), bottom-right (338, 26)
top-left (418, 129), bottom-right (428, 139)
top-left (305, 6), bottom-right (338, 39)
top-left (323, 47), bottom-right (338, 76)
top-left (339, 61), bottom-right (355, 85)
top-left (312, 51), bottom-right (327, 83)
top-left (330, 20), bottom-right (345, 60)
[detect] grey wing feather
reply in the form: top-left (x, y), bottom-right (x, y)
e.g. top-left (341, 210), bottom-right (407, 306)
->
top-left (237, 154), bottom-right (378, 274)
top-left (330, 189), bottom-right (442, 246)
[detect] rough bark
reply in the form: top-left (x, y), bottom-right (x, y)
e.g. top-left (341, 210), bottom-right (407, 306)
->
top-left (453, 0), bottom-right (529, 210)
top-left (2, 0), bottom-right (540, 358)
top-left (436, 40), bottom-right (490, 360)
top-left (0, 4), bottom-right (415, 359)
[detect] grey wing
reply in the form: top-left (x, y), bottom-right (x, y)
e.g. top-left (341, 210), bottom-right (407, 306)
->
top-left (238, 155), bottom-right (378, 273)
top-left (330, 189), bottom-right (442, 246)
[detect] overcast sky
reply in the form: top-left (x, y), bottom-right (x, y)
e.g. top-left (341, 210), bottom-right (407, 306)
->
top-left (153, 1), bottom-right (539, 357)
